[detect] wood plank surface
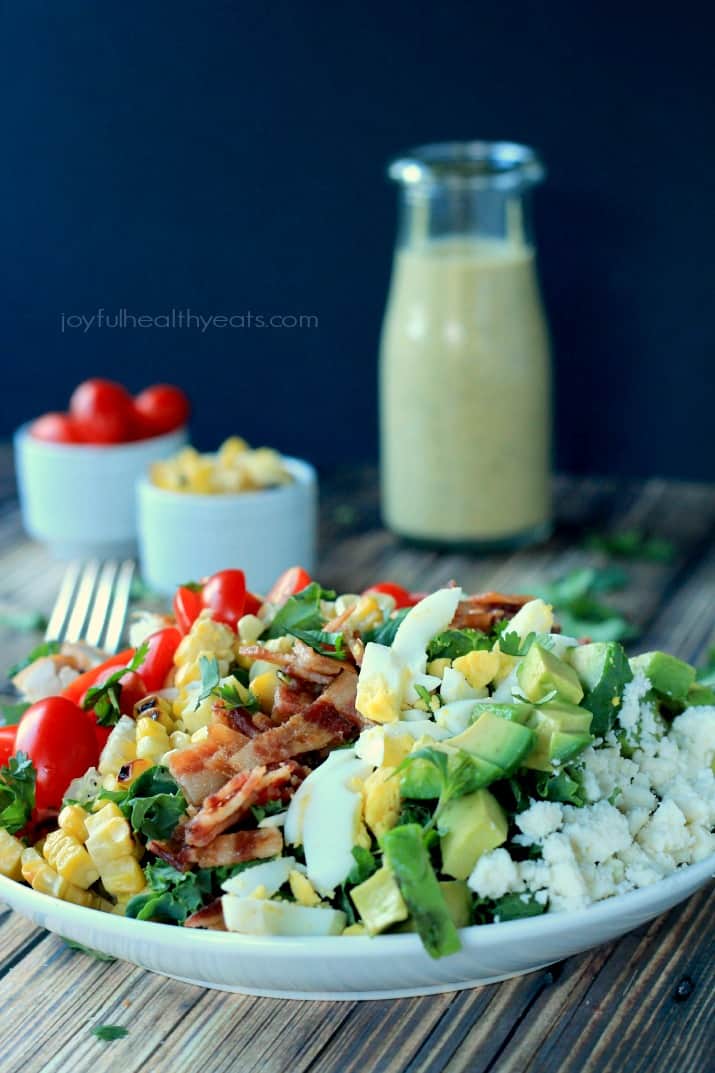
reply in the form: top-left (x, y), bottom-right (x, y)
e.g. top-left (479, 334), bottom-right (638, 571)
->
top-left (0, 448), bottom-right (713, 1073)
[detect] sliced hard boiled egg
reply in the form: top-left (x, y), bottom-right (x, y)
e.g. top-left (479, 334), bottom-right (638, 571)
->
top-left (392, 587), bottom-right (463, 676)
top-left (221, 856), bottom-right (299, 897)
top-left (222, 896), bottom-right (346, 936)
top-left (355, 642), bottom-right (406, 723)
top-left (500, 598), bottom-right (553, 642)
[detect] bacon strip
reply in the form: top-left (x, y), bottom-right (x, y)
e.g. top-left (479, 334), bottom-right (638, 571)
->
top-left (230, 669), bottom-right (361, 771)
top-left (148, 827), bottom-right (283, 873)
top-left (450, 591), bottom-right (533, 632)
top-left (184, 762), bottom-right (299, 847)
top-left (167, 724), bottom-right (249, 805)
top-left (185, 898), bottom-right (227, 931)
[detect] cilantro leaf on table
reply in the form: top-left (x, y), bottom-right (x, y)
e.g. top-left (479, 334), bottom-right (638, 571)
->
top-left (7, 640), bottom-right (61, 679)
top-left (91, 1025), bottom-right (129, 1042)
top-left (0, 752), bottom-right (36, 834)
top-left (100, 766), bottom-right (186, 841)
top-left (83, 644), bottom-right (149, 727)
top-left (62, 938), bottom-right (116, 961)
top-left (265, 582), bottom-right (336, 639)
top-left (287, 627), bottom-right (348, 660)
top-left (583, 529), bottom-right (676, 564)
top-left (426, 628), bottom-right (491, 661)
top-left (535, 567), bottom-right (637, 642)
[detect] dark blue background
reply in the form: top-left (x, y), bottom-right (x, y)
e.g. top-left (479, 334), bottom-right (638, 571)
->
top-left (2, 3), bottom-right (713, 477)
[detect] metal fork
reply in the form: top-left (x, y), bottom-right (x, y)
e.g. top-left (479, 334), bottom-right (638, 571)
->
top-left (44, 560), bottom-right (135, 652)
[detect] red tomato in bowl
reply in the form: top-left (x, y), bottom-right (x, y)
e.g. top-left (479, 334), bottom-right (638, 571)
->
top-left (136, 627), bottom-right (182, 690)
top-left (133, 384), bottom-right (190, 438)
top-left (69, 378), bottom-right (135, 444)
top-left (30, 413), bottom-right (84, 444)
top-left (15, 697), bottom-right (98, 811)
top-left (202, 569), bottom-right (247, 629)
top-left (173, 586), bottom-right (204, 635)
top-left (363, 582), bottom-right (422, 609)
top-left (0, 726), bottom-right (17, 767)
top-left (266, 566), bottom-right (312, 606)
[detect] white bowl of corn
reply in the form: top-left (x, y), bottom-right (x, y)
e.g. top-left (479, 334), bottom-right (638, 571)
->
top-left (137, 437), bottom-right (317, 594)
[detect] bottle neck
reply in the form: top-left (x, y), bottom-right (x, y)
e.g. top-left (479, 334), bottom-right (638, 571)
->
top-left (396, 184), bottom-right (535, 250)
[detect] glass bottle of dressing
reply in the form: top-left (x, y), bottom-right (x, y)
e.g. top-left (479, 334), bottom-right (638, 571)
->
top-left (379, 141), bottom-right (552, 549)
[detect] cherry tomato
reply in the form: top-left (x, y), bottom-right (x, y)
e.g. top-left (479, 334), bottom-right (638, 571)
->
top-left (243, 590), bottom-right (262, 616)
top-left (266, 566), bottom-right (312, 606)
top-left (202, 569), bottom-right (246, 629)
top-left (363, 582), bottom-right (422, 609)
top-left (62, 648), bottom-right (135, 705)
top-left (173, 586), bottom-right (203, 635)
top-left (133, 384), bottom-right (190, 438)
top-left (15, 697), bottom-right (99, 811)
top-left (0, 726), bottom-right (17, 767)
top-left (30, 413), bottom-right (84, 444)
top-left (135, 627), bottom-right (181, 691)
top-left (69, 378), bottom-right (135, 444)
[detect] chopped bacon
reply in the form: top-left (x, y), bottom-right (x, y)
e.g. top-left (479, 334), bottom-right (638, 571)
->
top-left (237, 639), bottom-right (344, 685)
top-left (450, 591), bottom-right (534, 632)
top-left (185, 898), bottom-right (226, 931)
top-left (214, 704), bottom-right (274, 738)
top-left (184, 762), bottom-right (300, 847)
top-left (149, 827), bottom-right (283, 873)
top-left (167, 724), bottom-right (249, 805)
top-left (271, 678), bottom-right (321, 722)
top-left (230, 668), bottom-right (362, 771)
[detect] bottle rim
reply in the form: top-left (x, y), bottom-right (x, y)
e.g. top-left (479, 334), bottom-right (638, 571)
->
top-left (388, 141), bottom-right (545, 190)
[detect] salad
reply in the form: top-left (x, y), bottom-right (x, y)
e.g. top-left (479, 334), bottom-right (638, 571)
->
top-left (0, 567), bottom-right (713, 960)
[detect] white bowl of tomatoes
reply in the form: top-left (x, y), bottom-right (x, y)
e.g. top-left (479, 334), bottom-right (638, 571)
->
top-left (15, 379), bottom-right (190, 559)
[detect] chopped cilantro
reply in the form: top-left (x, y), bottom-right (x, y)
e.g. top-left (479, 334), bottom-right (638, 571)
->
top-left (426, 628), bottom-right (490, 661)
top-left (348, 846), bottom-right (379, 885)
top-left (83, 644), bottom-right (150, 726)
top-left (196, 655), bottom-right (259, 711)
top-left (250, 798), bottom-right (287, 824)
top-left (265, 582), bottom-right (335, 639)
top-left (100, 766), bottom-right (186, 841)
top-left (0, 752), bottom-right (36, 834)
top-left (363, 607), bottom-right (410, 646)
top-left (92, 1025), bottom-right (128, 1042)
top-left (287, 627), bottom-right (348, 660)
top-left (413, 683), bottom-right (434, 707)
top-left (125, 859), bottom-right (255, 924)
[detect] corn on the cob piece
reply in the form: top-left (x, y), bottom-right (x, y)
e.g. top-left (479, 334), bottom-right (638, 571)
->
top-left (99, 855), bottom-right (145, 897)
top-left (98, 715), bottom-right (137, 776)
top-left (20, 847), bottom-right (109, 908)
top-left (0, 828), bottom-right (24, 881)
top-left (58, 804), bottom-right (89, 843)
top-left (135, 716), bottom-right (171, 763)
top-left (43, 829), bottom-right (99, 890)
top-left (84, 803), bottom-right (135, 867)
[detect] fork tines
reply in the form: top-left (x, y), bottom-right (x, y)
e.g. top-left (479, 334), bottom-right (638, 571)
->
top-left (45, 559), bottom-right (135, 653)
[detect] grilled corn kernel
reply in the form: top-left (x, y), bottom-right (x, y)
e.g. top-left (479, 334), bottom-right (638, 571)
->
top-left (100, 855), bottom-right (145, 897)
top-left (174, 614), bottom-right (236, 670)
top-left (20, 847), bottom-right (99, 907)
top-left (98, 715), bottom-right (137, 776)
top-left (43, 829), bottom-right (99, 890)
top-left (116, 758), bottom-right (153, 788)
top-left (0, 828), bottom-right (24, 881)
top-left (133, 693), bottom-right (174, 730)
top-left (85, 804), bottom-right (135, 868)
top-left (135, 717), bottom-right (171, 763)
top-left (169, 730), bottom-right (191, 750)
top-left (251, 669), bottom-right (279, 713)
top-left (58, 804), bottom-right (89, 843)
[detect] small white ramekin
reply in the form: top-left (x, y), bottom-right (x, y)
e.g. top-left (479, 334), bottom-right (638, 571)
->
top-left (14, 423), bottom-right (189, 559)
top-left (136, 457), bottom-right (317, 595)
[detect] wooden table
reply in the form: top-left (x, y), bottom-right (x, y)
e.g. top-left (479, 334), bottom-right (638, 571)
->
top-left (1, 457), bottom-right (713, 1073)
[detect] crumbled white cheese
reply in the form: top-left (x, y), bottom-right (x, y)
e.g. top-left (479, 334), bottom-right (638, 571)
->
top-left (514, 800), bottom-right (563, 844)
top-left (467, 848), bottom-right (521, 900)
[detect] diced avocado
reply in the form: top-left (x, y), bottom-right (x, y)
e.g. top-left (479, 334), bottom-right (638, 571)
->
top-left (439, 789), bottom-right (508, 880)
top-left (439, 880), bottom-right (472, 928)
top-left (538, 701), bottom-right (593, 734)
top-left (399, 758), bottom-right (443, 799)
top-left (517, 643), bottom-right (584, 705)
top-left (470, 702), bottom-right (534, 725)
top-left (549, 730), bottom-right (593, 764)
top-left (449, 711), bottom-right (535, 775)
top-left (521, 706), bottom-right (593, 771)
top-left (569, 642), bottom-right (633, 736)
top-left (396, 880), bottom-right (473, 932)
top-left (686, 683), bottom-right (715, 707)
top-left (629, 651), bottom-right (696, 703)
top-left (381, 824), bottom-right (461, 958)
top-left (350, 865), bottom-right (409, 935)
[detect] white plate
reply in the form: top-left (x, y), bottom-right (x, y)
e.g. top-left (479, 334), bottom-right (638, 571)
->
top-left (2, 854), bottom-right (713, 1000)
